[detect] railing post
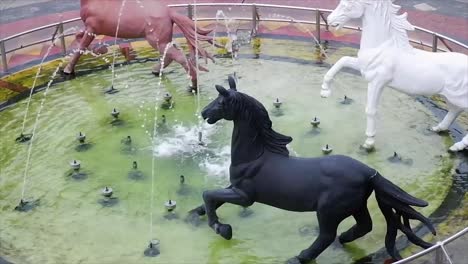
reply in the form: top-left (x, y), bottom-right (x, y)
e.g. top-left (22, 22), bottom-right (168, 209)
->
top-left (432, 33), bottom-right (438, 52)
top-left (435, 246), bottom-right (445, 264)
top-left (0, 40), bottom-right (7, 73)
top-left (316, 9), bottom-right (321, 43)
top-left (252, 4), bottom-right (258, 36)
top-left (58, 23), bottom-right (67, 56)
top-left (188, 4), bottom-right (193, 20)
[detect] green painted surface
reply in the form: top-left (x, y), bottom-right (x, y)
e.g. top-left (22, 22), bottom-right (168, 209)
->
top-left (0, 39), bottom-right (458, 264)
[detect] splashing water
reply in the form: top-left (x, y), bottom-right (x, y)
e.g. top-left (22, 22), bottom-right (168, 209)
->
top-left (199, 145), bottom-right (231, 185)
top-left (19, 53), bottom-right (71, 202)
top-left (153, 122), bottom-right (219, 157)
top-left (110, 0), bottom-right (128, 89)
top-left (19, 27), bottom-right (78, 136)
top-left (214, 10), bottom-right (237, 61)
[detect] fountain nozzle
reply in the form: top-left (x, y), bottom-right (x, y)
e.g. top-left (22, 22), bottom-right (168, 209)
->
top-left (15, 133), bottom-right (32, 143)
top-left (70, 160), bottom-right (81, 171)
top-left (101, 186), bottom-right (113, 198)
top-left (133, 161), bottom-right (138, 170)
top-left (163, 92), bottom-right (172, 103)
top-left (161, 115), bottom-right (166, 124)
top-left (77, 132), bottom-right (86, 143)
top-left (198, 131), bottom-right (205, 146)
top-left (144, 239), bottom-right (160, 257)
top-left (311, 117), bottom-right (320, 127)
top-left (111, 108), bottom-right (120, 119)
top-left (322, 144), bottom-right (333, 155)
top-left (164, 199), bottom-right (177, 212)
top-left (180, 175), bottom-right (185, 184)
top-left (273, 98), bottom-right (282, 108)
top-left (123, 135), bottom-right (132, 145)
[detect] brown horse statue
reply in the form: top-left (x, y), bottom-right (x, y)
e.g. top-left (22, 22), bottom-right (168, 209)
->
top-left (63, 0), bottom-right (216, 88)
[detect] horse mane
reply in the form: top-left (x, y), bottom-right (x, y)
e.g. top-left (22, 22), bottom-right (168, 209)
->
top-left (230, 92), bottom-right (292, 156)
top-left (364, 0), bottom-right (415, 51)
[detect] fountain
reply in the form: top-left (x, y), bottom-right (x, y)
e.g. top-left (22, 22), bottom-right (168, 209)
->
top-left (0, 2), bottom-right (466, 264)
top-left (273, 98), bottom-right (283, 109)
top-left (128, 161), bottom-right (144, 180)
top-left (310, 117), bottom-right (320, 127)
top-left (98, 186), bottom-right (118, 207)
top-left (144, 239), bottom-right (160, 257)
top-left (321, 144), bottom-right (333, 155)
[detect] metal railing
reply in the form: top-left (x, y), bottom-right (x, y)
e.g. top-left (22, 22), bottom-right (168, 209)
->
top-left (1, 3), bottom-right (467, 73)
top-left (394, 227), bottom-right (467, 264)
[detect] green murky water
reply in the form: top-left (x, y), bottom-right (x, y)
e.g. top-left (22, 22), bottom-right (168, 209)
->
top-left (0, 41), bottom-right (455, 264)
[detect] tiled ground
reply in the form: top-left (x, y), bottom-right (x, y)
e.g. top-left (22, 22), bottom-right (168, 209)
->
top-left (0, 0), bottom-right (466, 74)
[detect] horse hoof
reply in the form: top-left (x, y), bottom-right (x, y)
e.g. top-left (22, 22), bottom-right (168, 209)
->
top-left (430, 125), bottom-right (446, 133)
top-left (320, 88), bottom-right (331, 98)
top-left (449, 142), bottom-right (467, 152)
top-left (215, 223), bottom-right (232, 240)
top-left (61, 70), bottom-right (76, 79)
top-left (152, 71), bottom-right (160, 77)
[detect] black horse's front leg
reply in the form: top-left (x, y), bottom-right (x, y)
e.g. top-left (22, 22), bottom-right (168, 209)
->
top-left (203, 187), bottom-right (253, 240)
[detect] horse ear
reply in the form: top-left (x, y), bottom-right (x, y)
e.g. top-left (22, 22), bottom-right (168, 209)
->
top-left (228, 75), bottom-right (237, 90)
top-left (215, 85), bottom-right (229, 96)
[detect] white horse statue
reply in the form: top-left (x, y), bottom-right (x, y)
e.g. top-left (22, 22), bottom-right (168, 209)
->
top-left (321, 0), bottom-right (468, 152)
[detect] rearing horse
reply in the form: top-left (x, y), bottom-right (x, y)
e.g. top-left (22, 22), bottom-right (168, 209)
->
top-left (321, 0), bottom-right (468, 152)
top-left (64, 0), bottom-right (215, 88)
top-left (190, 76), bottom-right (435, 263)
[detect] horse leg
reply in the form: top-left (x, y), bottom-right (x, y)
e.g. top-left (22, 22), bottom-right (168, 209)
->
top-left (147, 41), bottom-right (175, 76)
top-left (63, 28), bottom-right (95, 74)
top-left (166, 45), bottom-right (200, 89)
top-left (363, 79), bottom-right (387, 150)
top-left (321, 56), bottom-right (359, 98)
top-left (189, 201), bottom-right (224, 216)
top-left (338, 206), bottom-right (373, 244)
top-left (449, 132), bottom-right (468, 152)
top-left (431, 103), bottom-right (463, 132)
top-left (291, 211), bottom-right (342, 264)
top-left (202, 187), bottom-right (253, 240)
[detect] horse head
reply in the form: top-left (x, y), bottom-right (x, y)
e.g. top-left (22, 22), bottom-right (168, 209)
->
top-left (201, 76), bottom-right (238, 124)
top-left (327, 0), bottom-right (368, 30)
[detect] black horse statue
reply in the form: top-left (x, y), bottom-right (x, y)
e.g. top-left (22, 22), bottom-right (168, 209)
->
top-left (189, 76), bottom-right (436, 263)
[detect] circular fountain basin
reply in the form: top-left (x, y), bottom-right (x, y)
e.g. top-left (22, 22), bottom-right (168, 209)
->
top-left (0, 38), bottom-right (461, 264)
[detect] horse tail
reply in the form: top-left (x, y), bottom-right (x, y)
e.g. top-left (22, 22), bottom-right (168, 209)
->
top-left (371, 173), bottom-right (435, 260)
top-left (169, 10), bottom-right (215, 68)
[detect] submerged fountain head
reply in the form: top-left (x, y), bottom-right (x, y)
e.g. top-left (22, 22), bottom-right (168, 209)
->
top-left (164, 200), bottom-right (176, 212)
top-left (70, 160), bottom-right (81, 170)
top-left (163, 92), bottom-right (172, 102)
top-left (144, 239), bottom-right (160, 257)
top-left (77, 132), bottom-right (86, 143)
top-left (111, 108), bottom-right (120, 119)
top-left (180, 175), bottom-right (185, 184)
top-left (311, 117), bottom-right (320, 127)
top-left (161, 115), bottom-right (166, 124)
top-left (101, 186), bottom-right (113, 198)
top-left (105, 85), bottom-right (119, 94)
top-left (14, 198), bottom-right (40, 212)
top-left (15, 133), bottom-right (33, 143)
top-left (133, 161), bottom-right (138, 170)
top-left (322, 144), bottom-right (333, 155)
top-left (341, 95), bottom-right (353, 105)
top-left (123, 135), bottom-right (132, 145)
top-left (273, 98), bottom-right (282, 108)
